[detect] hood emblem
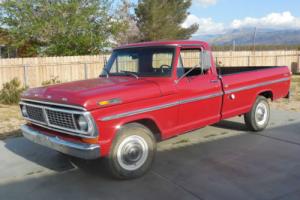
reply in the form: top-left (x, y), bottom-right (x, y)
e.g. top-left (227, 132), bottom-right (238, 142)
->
top-left (34, 94), bottom-right (39, 97)
top-left (61, 97), bottom-right (68, 102)
top-left (47, 95), bottom-right (52, 99)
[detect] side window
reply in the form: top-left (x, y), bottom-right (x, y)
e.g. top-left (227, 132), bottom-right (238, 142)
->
top-left (110, 54), bottom-right (138, 73)
top-left (152, 52), bottom-right (173, 68)
top-left (178, 49), bottom-right (211, 77)
top-left (180, 49), bottom-right (201, 68)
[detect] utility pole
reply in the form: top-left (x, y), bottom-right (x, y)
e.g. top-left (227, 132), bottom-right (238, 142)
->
top-left (252, 27), bottom-right (257, 53)
top-left (232, 40), bottom-right (236, 51)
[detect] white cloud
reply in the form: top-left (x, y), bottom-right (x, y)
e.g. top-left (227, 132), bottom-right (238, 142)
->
top-left (183, 12), bottom-right (300, 36)
top-left (182, 14), bottom-right (225, 35)
top-left (194, 0), bottom-right (217, 7)
top-left (231, 11), bottom-right (300, 29)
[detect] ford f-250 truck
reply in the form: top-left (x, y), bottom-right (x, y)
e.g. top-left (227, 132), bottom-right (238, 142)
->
top-left (20, 40), bottom-right (291, 179)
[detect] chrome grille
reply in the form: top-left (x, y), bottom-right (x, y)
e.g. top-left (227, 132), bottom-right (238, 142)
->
top-left (46, 109), bottom-right (76, 129)
top-left (26, 105), bottom-right (46, 123)
top-left (20, 100), bottom-right (97, 138)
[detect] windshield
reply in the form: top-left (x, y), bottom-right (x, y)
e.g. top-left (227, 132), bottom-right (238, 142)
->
top-left (103, 47), bottom-right (175, 77)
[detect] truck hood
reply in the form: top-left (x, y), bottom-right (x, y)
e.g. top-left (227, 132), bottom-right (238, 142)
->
top-left (21, 77), bottom-right (162, 110)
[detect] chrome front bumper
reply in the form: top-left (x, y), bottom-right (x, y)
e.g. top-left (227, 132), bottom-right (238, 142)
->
top-left (21, 125), bottom-right (100, 160)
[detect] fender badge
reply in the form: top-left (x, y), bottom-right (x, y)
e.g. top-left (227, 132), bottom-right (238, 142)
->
top-left (62, 98), bottom-right (68, 102)
top-left (47, 95), bottom-right (52, 99)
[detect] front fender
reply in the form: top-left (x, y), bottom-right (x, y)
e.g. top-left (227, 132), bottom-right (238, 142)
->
top-left (94, 112), bottom-right (163, 157)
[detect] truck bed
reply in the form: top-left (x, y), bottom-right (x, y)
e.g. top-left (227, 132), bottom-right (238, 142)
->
top-left (219, 65), bottom-right (290, 120)
top-left (217, 66), bottom-right (280, 76)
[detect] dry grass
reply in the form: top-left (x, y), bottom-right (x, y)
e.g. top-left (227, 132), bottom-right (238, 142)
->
top-left (271, 76), bottom-right (300, 112)
top-left (0, 104), bottom-right (24, 140)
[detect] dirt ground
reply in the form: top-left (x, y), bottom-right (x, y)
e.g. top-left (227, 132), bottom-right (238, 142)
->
top-left (0, 76), bottom-right (299, 139)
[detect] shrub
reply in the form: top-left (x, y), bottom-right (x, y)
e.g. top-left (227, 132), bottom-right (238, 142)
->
top-left (0, 78), bottom-right (27, 105)
top-left (42, 76), bottom-right (61, 86)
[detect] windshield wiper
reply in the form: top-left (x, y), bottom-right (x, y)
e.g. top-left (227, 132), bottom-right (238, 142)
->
top-left (120, 71), bottom-right (139, 80)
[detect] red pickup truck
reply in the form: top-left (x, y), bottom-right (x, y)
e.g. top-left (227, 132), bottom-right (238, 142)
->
top-left (20, 40), bottom-right (290, 179)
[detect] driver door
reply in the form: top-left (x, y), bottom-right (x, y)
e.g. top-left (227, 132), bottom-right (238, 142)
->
top-left (176, 48), bottom-right (223, 132)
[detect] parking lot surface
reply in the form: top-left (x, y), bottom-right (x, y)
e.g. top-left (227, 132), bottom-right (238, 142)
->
top-left (0, 109), bottom-right (300, 200)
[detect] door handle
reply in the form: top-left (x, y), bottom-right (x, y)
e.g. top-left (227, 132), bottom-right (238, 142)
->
top-left (210, 79), bottom-right (219, 83)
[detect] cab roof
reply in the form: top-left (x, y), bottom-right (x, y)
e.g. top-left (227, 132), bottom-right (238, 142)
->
top-left (116, 40), bottom-right (210, 50)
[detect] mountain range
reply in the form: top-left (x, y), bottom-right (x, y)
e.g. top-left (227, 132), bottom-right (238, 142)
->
top-left (193, 28), bottom-right (300, 46)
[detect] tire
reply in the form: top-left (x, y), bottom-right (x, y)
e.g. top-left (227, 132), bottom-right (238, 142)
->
top-left (244, 96), bottom-right (270, 132)
top-left (106, 123), bottom-right (156, 179)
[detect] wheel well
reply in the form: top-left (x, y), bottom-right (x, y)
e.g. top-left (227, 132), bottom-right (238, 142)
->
top-left (130, 119), bottom-right (162, 141)
top-left (259, 91), bottom-right (273, 100)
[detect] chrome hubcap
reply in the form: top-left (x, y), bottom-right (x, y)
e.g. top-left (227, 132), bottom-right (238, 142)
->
top-left (117, 135), bottom-right (148, 171)
top-left (255, 102), bottom-right (268, 126)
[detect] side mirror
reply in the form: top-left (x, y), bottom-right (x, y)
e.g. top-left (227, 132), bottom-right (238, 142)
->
top-left (202, 51), bottom-right (212, 71)
top-left (175, 51), bottom-right (212, 84)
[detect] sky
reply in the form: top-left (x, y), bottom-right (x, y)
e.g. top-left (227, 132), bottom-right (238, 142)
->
top-left (182, 0), bottom-right (300, 35)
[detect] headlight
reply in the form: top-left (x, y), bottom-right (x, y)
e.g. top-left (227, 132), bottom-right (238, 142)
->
top-left (76, 115), bottom-right (89, 132)
top-left (21, 105), bottom-right (28, 117)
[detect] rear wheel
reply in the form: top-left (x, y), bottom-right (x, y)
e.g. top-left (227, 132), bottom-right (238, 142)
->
top-left (106, 123), bottom-right (156, 179)
top-left (244, 96), bottom-right (270, 132)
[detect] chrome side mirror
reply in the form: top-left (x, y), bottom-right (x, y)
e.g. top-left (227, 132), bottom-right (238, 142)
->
top-left (202, 51), bottom-right (212, 71)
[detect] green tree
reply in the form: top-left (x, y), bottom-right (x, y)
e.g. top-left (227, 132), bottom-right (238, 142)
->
top-left (0, 0), bottom-right (124, 56)
top-left (0, 28), bottom-right (10, 46)
top-left (114, 0), bottom-right (141, 45)
top-left (135, 0), bottom-right (198, 41)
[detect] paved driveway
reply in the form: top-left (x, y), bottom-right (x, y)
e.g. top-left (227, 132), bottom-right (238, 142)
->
top-left (0, 109), bottom-right (300, 200)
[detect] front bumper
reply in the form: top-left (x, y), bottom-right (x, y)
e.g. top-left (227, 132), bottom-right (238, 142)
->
top-left (21, 125), bottom-right (100, 160)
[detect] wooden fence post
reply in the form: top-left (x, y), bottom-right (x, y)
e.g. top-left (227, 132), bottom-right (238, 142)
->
top-left (84, 63), bottom-right (88, 79)
top-left (298, 55), bottom-right (300, 73)
top-left (248, 56), bottom-right (250, 66)
top-left (23, 64), bottom-right (28, 87)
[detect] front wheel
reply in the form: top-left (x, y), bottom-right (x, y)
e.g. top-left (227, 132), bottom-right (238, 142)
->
top-left (244, 96), bottom-right (270, 132)
top-left (106, 123), bottom-right (156, 179)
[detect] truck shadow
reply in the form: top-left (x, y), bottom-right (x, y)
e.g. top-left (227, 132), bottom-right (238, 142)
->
top-left (0, 122), bottom-right (300, 200)
top-left (212, 120), bottom-right (248, 131)
top-left (0, 119), bottom-right (285, 174)
top-left (3, 137), bottom-right (76, 172)
top-left (2, 122), bottom-right (300, 200)
top-left (2, 119), bottom-right (247, 174)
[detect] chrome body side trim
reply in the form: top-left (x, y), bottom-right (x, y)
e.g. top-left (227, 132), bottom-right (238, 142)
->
top-left (21, 125), bottom-right (100, 160)
top-left (101, 101), bottom-right (180, 121)
top-left (100, 77), bottom-right (290, 122)
top-left (101, 92), bottom-right (223, 121)
top-left (180, 92), bottom-right (223, 104)
top-left (21, 98), bottom-right (86, 111)
top-left (224, 77), bottom-right (290, 94)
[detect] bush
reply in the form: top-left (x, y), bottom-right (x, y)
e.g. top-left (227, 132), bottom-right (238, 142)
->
top-left (42, 76), bottom-right (61, 86)
top-left (0, 78), bottom-right (27, 105)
